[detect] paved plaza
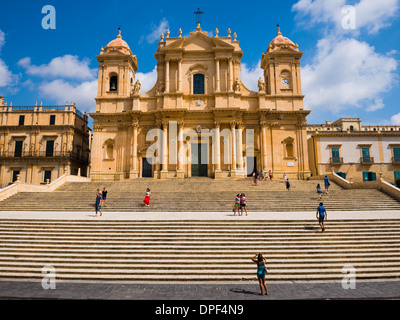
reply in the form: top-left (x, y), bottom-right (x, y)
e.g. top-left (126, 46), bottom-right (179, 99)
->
top-left (0, 279), bottom-right (399, 300)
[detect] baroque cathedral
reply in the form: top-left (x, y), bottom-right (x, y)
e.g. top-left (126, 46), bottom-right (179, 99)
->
top-left (89, 24), bottom-right (310, 180)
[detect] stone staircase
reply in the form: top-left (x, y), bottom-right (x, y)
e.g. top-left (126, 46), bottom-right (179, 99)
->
top-left (0, 219), bottom-right (399, 281)
top-left (1, 178), bottom-right (400, 212)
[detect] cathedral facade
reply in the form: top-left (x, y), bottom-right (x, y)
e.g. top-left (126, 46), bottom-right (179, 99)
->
top-left (89, 25), bottom-right (311, 180)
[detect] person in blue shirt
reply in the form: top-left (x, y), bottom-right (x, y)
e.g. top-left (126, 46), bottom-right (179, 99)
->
top-left (316, 202), bottom-right (327, 231)
top-left (324, 176), bottom-right (330, 194)
top-left (95, 191), bottom-right (102, 217)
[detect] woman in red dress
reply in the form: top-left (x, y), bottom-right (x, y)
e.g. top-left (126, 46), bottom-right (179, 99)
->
top-left (143, 188), bottom-right (151, 207)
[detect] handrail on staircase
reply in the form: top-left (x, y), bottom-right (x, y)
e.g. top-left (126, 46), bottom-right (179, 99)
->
top-left (0, 174), bottom-right (91, 202)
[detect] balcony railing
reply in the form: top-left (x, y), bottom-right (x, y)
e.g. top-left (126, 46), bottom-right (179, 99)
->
top-left (360, 156), bottom-right (374, 164)
top-left (329, 157), bottom-right (343, 164)
top-left (5, 105), bottom-right (85, 119)
top-left (0, 150), bottom-right (88, 162)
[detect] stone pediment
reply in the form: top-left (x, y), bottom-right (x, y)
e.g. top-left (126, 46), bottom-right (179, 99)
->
top-left (163, 31), bottom-right (235, 52)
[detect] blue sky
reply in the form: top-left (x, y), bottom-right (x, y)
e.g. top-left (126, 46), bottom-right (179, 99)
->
top-left (0, 0), bottom-right (399, 126)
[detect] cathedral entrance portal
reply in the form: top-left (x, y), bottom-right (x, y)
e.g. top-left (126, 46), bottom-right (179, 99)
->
top-left (247, 156), bottom-right (257, 177)
top-left (191, 143), bottom-right (208, 177)
top-left (142, 158), bottom-right (152, 178)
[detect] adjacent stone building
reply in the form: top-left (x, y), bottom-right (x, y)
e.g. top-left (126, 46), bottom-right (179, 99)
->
top-left (0, 97), bottom-right (91, 187)
top-left (89, 25), bottom-right (311, 181)
top-left (307, 118), bottom-right (400, 183)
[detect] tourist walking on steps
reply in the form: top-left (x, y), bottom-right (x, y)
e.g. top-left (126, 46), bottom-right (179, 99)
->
top-left (234, 194), bottom-right (241, 216)
top-left (324, 175), bottom-right (330, 194)
top-left (253, 171), bottom-right (258, 186)
top-left (269, 170), bottom-right (273, 180)
top-left (101, 187), bottom-right (108, 206)
top-left (251, 253), bottom-right (269, 295)
top-left (283, 172), bottom-right (287, 182)
top-left (143, 188), bottom-right (151, 207)
top-left (285, 178), bottom-right (291, 191)
top-left (95, 191), bottom-right (102, 217)
top-left (316, 202), bottom-right (327, 232)
top-left (240, 193), bottom-right (247, 216)
top-left (316, 183), bottom-right (322, 200)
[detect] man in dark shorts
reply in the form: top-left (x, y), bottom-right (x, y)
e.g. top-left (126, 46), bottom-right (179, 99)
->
top-left (324, 176), bottom-right (330, 194)
top-left (316, 202), bottom-right (327, 231)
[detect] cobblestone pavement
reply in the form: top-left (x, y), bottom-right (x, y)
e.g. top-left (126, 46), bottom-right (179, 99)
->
top-left (0, 280), bottom-right (399, 300)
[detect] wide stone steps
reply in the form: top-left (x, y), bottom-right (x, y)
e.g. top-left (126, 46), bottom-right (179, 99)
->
top-left (1, 179), bottom-right (400, 212)
top-left (1, 190), bottom-right (399, 213)
top-left (0, 219), bottom-right (399, 281)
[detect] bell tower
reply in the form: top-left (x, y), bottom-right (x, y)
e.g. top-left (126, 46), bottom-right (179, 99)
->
top-left (260, 27), bottom-right (304, 110)
top-left (96, 29), bottom-right (139, 110)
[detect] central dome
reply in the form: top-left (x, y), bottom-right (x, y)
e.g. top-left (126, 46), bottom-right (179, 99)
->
top-left (104, 29), bottom-right (132, 54)
top-left (267, 28), bottom-right (297, 52)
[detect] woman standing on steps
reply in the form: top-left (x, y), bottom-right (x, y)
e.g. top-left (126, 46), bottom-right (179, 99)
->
top-left (251, 253), bottom-right (269, 295)
top-left (234, 194), bottom-right (241, 216)
top-left (240, 193), bottom-right (247, 216)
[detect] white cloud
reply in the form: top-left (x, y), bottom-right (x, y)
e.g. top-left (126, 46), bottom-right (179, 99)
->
top-left (366, 98), bottom-right (384, 112)
top-left (39, 79), bottom-right (97, 112)
top-left (391, 112), bottom-right (400, 124)
top-left (18, 55), bottom-right (96, 80)
top-left (17, 54), bottom-right (98, 110)
top-left (240, 60), bottom-right (263, 92)
top-left (135, 66), bottom-right (157, 93)
top-left (0, 60), bottom-right (16, 87)
top-left (301, 36), bottom-right (398, 112)
top-left (145, 18), bottom-right (169, 44)
top-left (0, 29), bottom-right (20, 89)
top-left (292, 0), bottom-right (345, 28)
top-left (354, 0), bottom-right (399, 34)
top-left (0, 30), bottom-right (5, 53)
top-left (292, 0), bottom-right (399, 34)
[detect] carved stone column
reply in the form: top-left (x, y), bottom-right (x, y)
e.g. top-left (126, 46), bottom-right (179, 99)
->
top-left (177, 121), bottom-right (185, 179)
top-left (261, 121), bottom-right (268, 172)
top-left (160, 121), bottom-right (169, 178)
top-left (165, 59), bottom-right (170, 93)
top-left (215, 58), bottom-right (220, 92)
top-left (130, 121), bottom-right (139, 178)
top-left (228, 57), bottom-right (233, 92)
top-left (214, 121), bottom-right (221, 172)
top-left (177, 59), bottom-right (182, 92)
top-left (230, 121), bottom-right (236, 173)
top-left (237, 123), bottom-right (244, 173)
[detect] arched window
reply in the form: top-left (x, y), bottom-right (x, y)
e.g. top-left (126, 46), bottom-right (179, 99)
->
top-left (110, 75), bottom-right (118, 91)
top-left (193, 74), bottom-right (205, 94)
